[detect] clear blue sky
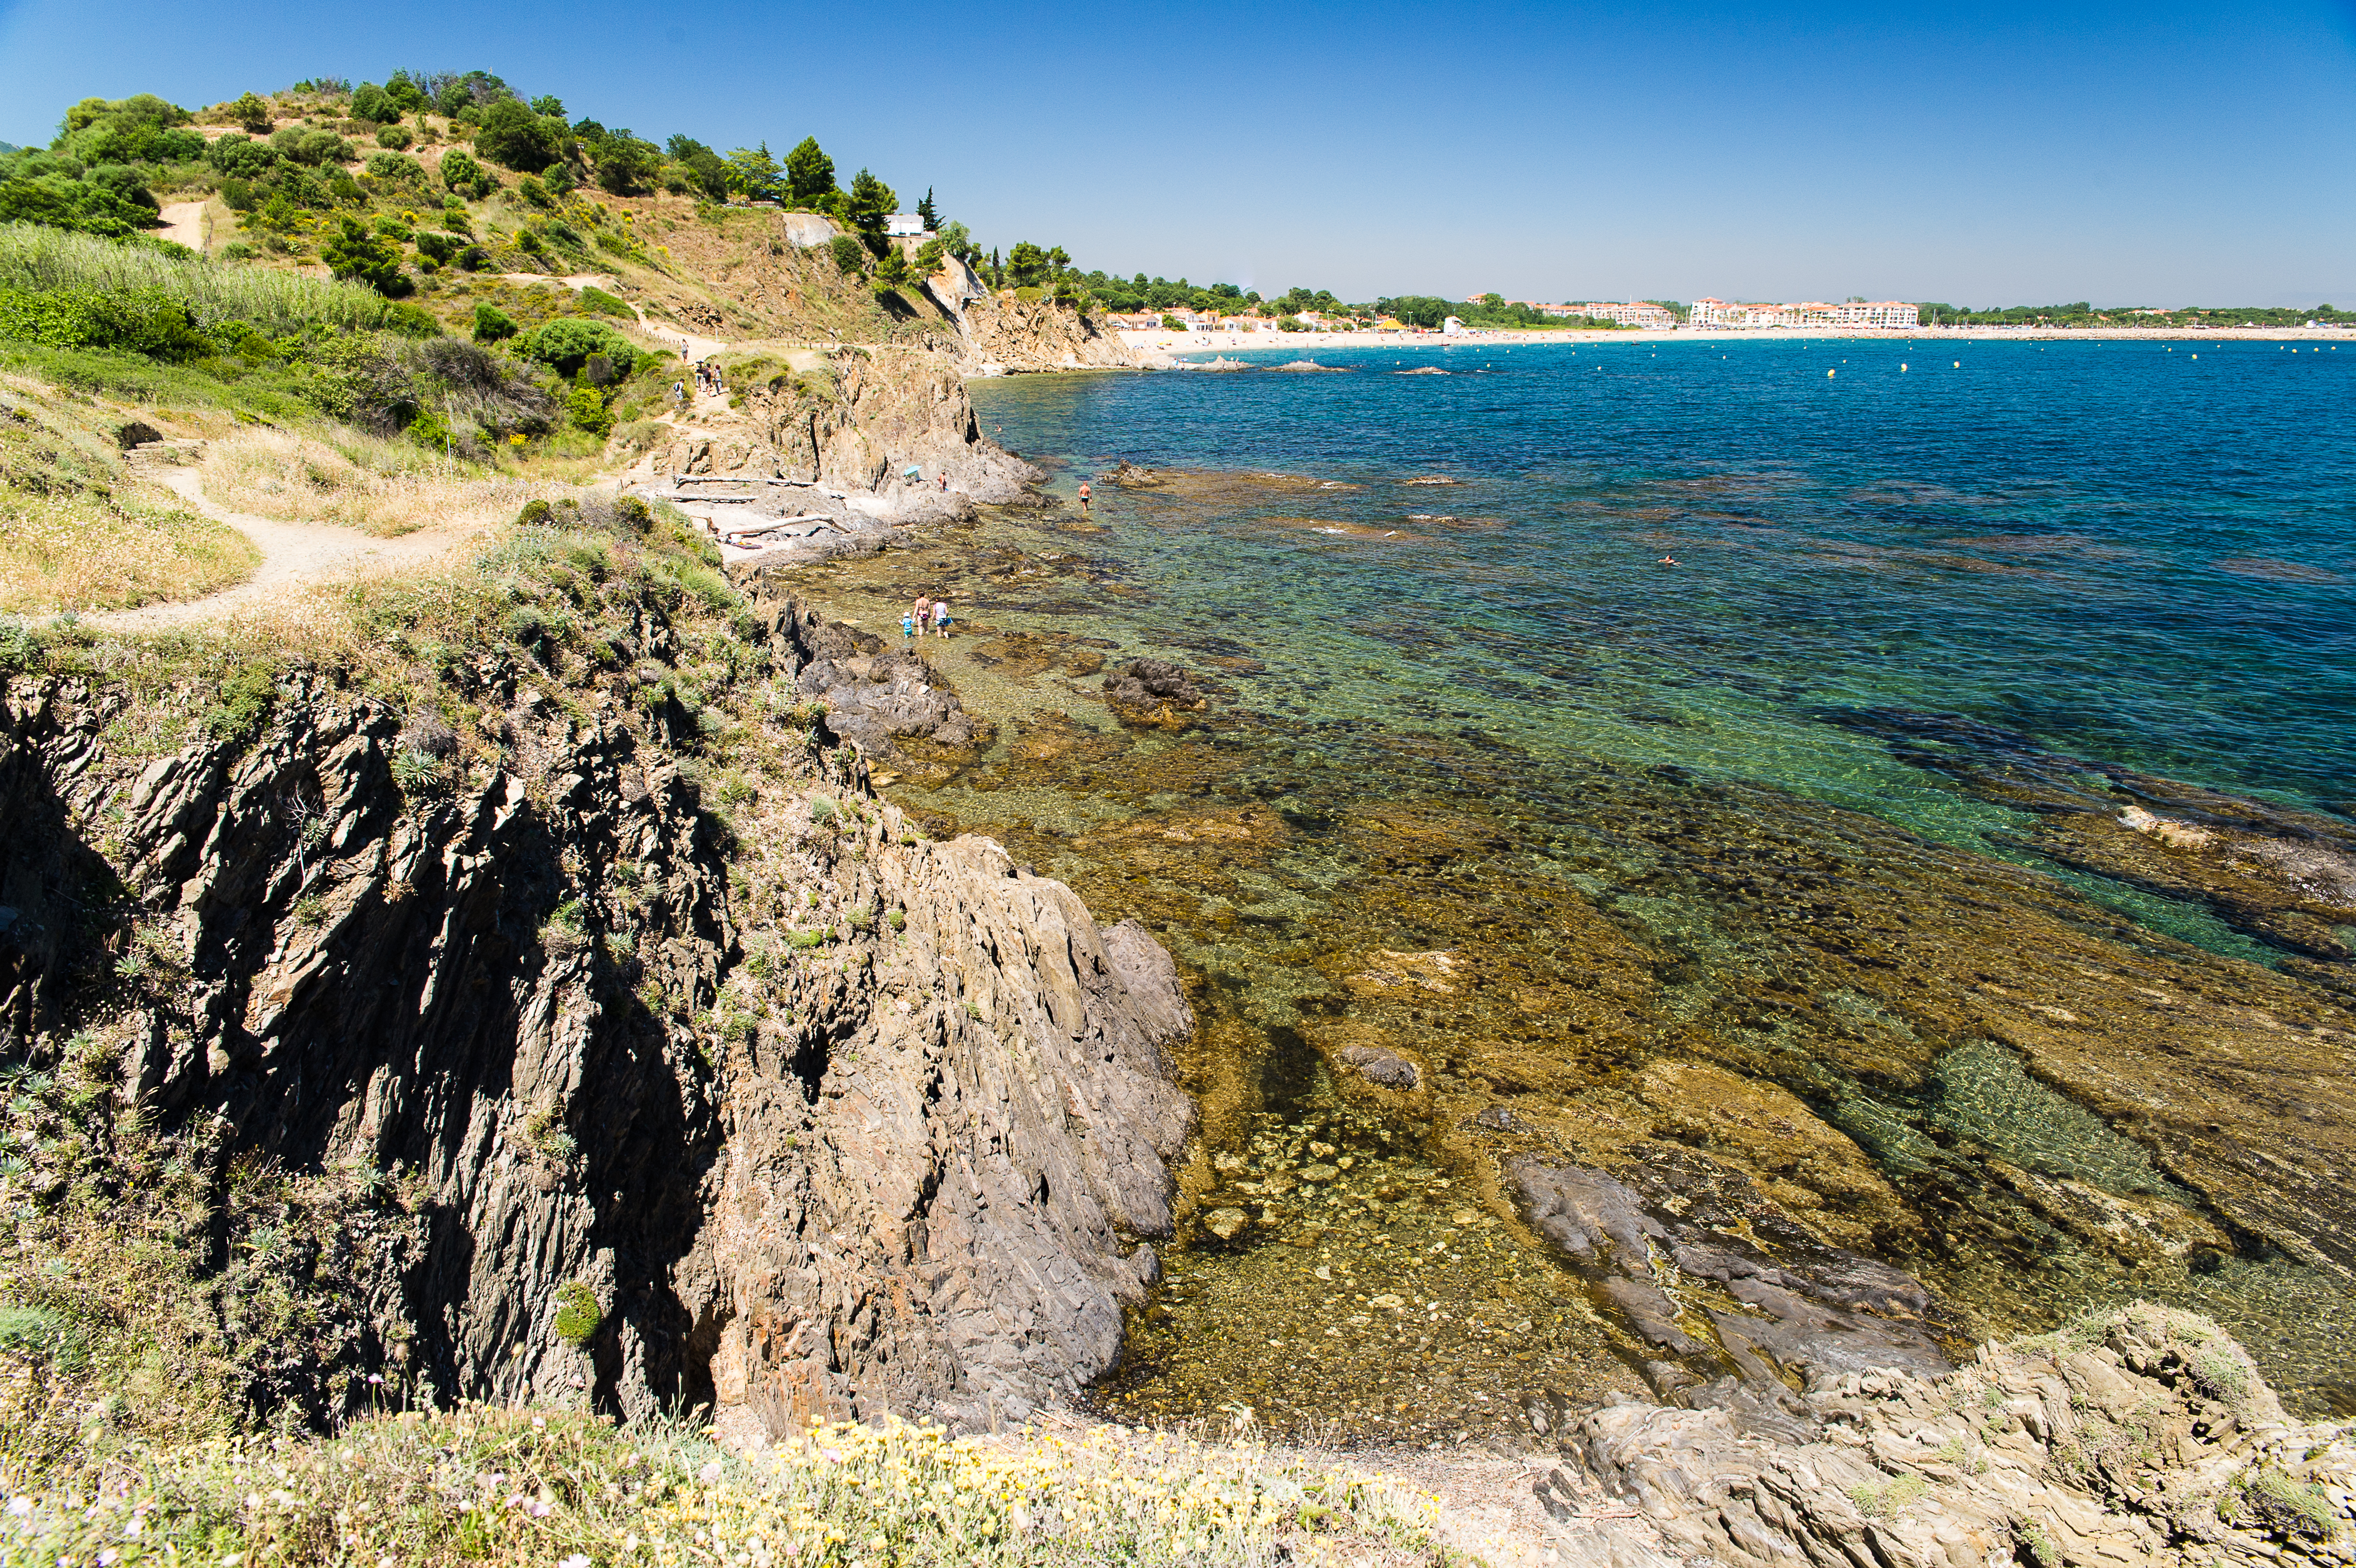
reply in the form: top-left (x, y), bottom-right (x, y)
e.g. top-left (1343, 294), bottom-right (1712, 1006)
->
top-left (5, 0), bottom-right (2352, 306)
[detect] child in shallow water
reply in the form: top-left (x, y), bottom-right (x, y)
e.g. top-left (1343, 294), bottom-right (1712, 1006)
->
top-left (931, 599), bottom-right (950, 638)
top-left (901, 611), bottom-right (915, 641)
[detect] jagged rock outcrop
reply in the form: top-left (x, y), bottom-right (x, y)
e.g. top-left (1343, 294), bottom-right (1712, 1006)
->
top-left (1531, 1303), bottom-right (2356, 1568)
top-left (0, 601), bottom-right (1194, 1433)
top-left (957, 291), bottom-right (1141, 374)
top-left (740, 588), bottom-right (993, 761)
top-left (642, 345), bottom-right (1039, 506)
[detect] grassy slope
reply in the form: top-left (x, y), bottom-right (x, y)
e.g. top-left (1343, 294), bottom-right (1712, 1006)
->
top-left (0, 375), bottom-right (258, 612)
top-left (0, 91), bottom-right (976, 616)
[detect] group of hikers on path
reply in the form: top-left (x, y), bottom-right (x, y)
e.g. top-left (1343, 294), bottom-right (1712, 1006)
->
top-left (905, 595), bottom-right (953, 641)
top-left (674, 362), bottom-right (726, 406)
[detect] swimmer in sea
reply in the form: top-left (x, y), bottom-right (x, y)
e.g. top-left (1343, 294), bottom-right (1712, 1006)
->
top-left (1659, 554), bottom-right (1678, 566)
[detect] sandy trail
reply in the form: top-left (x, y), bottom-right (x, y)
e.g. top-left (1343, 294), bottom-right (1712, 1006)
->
top-left (157, 200), bottom-right (207, 252)
top-left (90, 464), bottom-right (486, 631)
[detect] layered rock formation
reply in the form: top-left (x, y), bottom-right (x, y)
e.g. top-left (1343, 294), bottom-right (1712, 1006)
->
top-left (0, 585), bottom-right (1194, 1435)
top-left (1533, 1303), bottom-right (2356, 1568)
top-left (637, 345), bottom-right (1039, 508)
top-left (954, 290), bottom-right (1141, 375)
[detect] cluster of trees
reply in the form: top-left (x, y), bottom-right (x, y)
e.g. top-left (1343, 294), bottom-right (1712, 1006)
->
top-left (1919, 301), bottom-right (2353, 329)
top-left (0, 94), bottom-right (203, 239)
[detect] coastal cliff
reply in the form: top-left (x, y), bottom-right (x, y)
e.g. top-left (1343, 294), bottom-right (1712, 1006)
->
top-left (631, 343), bottom-right (1042, 510)
top-left (0, 511), bottom-right (1193, 1456)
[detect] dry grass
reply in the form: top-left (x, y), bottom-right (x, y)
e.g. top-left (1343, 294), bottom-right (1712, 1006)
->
top-left (0, 1405), bottom-right (1454, 1568)
top-left (0, 480), bottom-right (259, 615)
top-left (0, 380), bottom-right (258, 615)
top-left (201, 427), bottom-right (544, 538)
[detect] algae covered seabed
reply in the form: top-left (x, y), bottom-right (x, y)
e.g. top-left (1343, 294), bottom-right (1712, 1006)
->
top-left (795, 342), bottom-right (2355, 1441)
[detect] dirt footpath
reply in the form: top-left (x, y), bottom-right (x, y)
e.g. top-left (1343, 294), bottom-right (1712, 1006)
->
top-left (90, 464), bottom-right (485, 630)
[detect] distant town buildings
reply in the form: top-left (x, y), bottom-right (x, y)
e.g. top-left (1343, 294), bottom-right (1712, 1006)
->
top-left (1561, 301), bottom-right (1681, 327)
top-left (1689, 298), bottom-right (1920, 329)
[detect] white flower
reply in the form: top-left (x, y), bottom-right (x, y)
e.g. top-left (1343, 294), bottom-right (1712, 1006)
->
top-left (699, 1461), bottom-right (722, 1484)
top-left (559, 1556), bottom-right (592, 1568)
top-left (3, 1498), bottom-right (27, 1517)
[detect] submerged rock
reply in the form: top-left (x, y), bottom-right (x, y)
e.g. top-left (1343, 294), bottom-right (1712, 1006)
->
top-left (1102, 660), bottom-right (1206, 729)
top-left (1517, 1159), bottom-right (1951, 1403)
top-left (1335, 1043), bottom-right (1421, 1089)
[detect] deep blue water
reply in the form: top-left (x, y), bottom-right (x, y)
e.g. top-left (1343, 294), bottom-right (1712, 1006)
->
top-left (971, 337), bottom-right (2356, 838)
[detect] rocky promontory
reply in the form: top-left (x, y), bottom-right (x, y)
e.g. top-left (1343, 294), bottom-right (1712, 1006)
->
top-left (0, 506), bottom-right (1194, 1446)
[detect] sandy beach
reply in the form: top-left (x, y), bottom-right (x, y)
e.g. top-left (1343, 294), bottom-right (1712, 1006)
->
top-left (1120, 324), bottom-right (2354, 351)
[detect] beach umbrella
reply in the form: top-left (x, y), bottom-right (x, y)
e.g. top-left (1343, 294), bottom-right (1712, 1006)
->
top-left (902, 465), bottom-right (923, 480)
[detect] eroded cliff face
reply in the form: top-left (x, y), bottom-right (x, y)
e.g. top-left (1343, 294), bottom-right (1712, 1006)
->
top-left (638, 345), bottom-right (1039, 505)
top-left (0, 580), bottom-right (1192, 1436)
top-left (957, 292), bottom-right (1140, 374)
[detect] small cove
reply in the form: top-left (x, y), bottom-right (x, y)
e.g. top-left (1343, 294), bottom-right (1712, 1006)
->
top-left (793, 337), bottom-right (2356, 1435)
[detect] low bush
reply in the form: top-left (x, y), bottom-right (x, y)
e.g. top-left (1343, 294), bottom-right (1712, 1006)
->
top-left (577, 284), bottom-right (631, 317)
top-left (374, 124), bottom-right (412, 150)
top-left (553, 1281), bottom-right (602, 1347)
top-left (519, 316), bottom-right (636, 379)
top-left (829, 234), bottom-right (865, 275)
top-left (472, 301), bottom-right (517, 341)
top-left (363, 151), bottom-right (425, 187)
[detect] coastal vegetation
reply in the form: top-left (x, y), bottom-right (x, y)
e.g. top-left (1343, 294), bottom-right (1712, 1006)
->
top-left (1919, 300), bottom-right (2353, 328)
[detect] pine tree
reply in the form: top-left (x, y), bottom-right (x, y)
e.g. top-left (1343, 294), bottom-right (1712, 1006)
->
top-left (916, 186), bottom-right (939, 230)
top-left (784, 136), bottom-right (836, 205)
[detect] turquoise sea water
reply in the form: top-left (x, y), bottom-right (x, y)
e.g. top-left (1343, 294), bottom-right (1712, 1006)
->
top-left (975, 337), bottom-right (2354, 834)
top-left (921, 338), bottom-right (2356, 1430)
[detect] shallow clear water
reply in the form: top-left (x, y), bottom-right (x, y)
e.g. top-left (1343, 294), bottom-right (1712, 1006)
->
top-left (803, 337), bottom-right (2356, 1436)
top-left (975, 337), bottom-right (2354, 826)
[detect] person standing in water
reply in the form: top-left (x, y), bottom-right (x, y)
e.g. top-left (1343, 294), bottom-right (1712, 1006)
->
top-left (1078, 481), bottom-right (1092, 512)
top-left (913, 594), bottom-right (932, 635)
top-left (931, 598), bottom-right (950, 639)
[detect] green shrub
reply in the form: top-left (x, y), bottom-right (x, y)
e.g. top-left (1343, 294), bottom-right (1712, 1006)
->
top-left (577, 285), bottom-right (631, 317)
top-left (567, 382), bottom-right (611, 436)
top-left (321, 216), bottom-right (409, 295)
top-left (0, 284), bottom-right (213, 360)
top-left (363, 152), bottom-right (424, 187)
top-left (205, 133), bottom-right (277, 178)
top-left (374, 124), bottom-right (412, 150)
top-left (553, 1281), bottom-right (601, 1347)
top-left (472, 301), bottom-right (516, 341)
top-left (350, 83), bottom-right (398, 124)
top-left (0, 175), bottom-right (161, 239)
top-left (413, 229), bottom-right (461, 264)
top-left (829, 234), bottom-right (865, 276)
top-left (204, 663), bottom-right (278, 749)
top-left (437, 148), bottom-right (494, 199)
top-left (520, 316), bottom-right (636, 378)
top-left (474, 100), bottom-right (562, 172)
top-left (227, 91), bottom-right (273, 134)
